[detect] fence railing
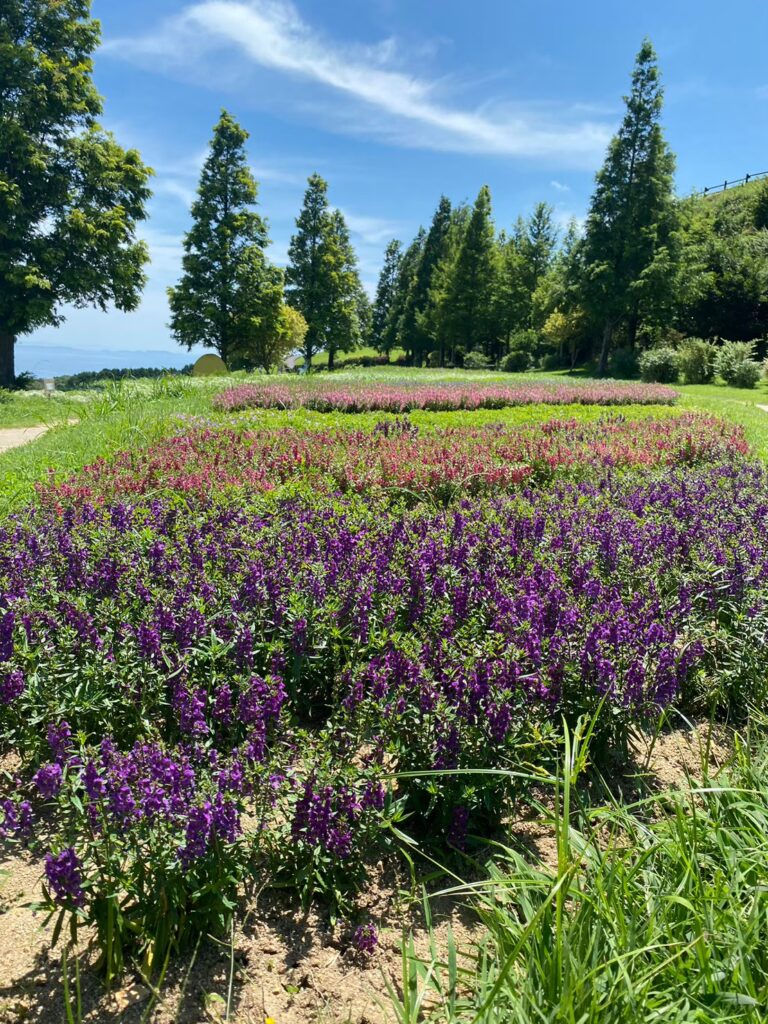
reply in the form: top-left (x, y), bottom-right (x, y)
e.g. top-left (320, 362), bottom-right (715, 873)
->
top-left (702, 171), bottom-right (768, 196)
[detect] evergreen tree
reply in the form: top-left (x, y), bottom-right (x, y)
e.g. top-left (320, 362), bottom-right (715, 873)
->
top-left (410, 195), bottom-right (453, 364)
top-left (371, 239), bottom-right (402, 357)
top-left (390, 229), bottom-right (425, 361)
top-left (0, 0), bottom-right (152, 387)
top-left (420, 204), bottom-right (470, 365)
top-left (578, 39), bottom-right (678, 373)
top-left (286, 174), bottom-right (331, 367)
top-left (168, 111), bottom-right (278, 365)
top-left (493, 230), bottom-right (530, 347)
top-left (285, 179), bottom-right (365, 370)
top-left (324, 209), bottom-right (365, 371)
top-left (520, 203), bottom-right (558, 300)
top-left (228, 250), bottom-right (285, 372)
top-left (442, 186), bottom-right (497, 360)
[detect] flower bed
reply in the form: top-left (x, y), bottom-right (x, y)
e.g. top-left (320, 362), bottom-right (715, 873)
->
top-left (213, 378), bottom-right (678, 413)
top-left (4, 452), bottom-right (768, 966)
top-left (40, 413), bottom-right (743, 504)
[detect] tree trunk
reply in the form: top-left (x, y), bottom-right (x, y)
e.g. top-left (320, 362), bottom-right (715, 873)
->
top-left (0, 332), bottom-right (15, 389)
top-left (327, 347), bottom-right (335, 372)
top-left (597, 321), bottom-right (612, 376)
top-left (627, 307), bottom-right (639, 350)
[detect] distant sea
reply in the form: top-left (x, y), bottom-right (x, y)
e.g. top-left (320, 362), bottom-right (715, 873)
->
top-left (16, 345), bottom-right (199, 379)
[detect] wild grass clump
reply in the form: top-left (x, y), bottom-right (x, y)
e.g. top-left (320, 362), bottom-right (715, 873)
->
top-left (392, 718), bottom-right (768, 1023)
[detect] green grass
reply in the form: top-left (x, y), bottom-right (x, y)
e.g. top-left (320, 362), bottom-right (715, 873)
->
top-left (392, 716), bottom-right (768, 1023)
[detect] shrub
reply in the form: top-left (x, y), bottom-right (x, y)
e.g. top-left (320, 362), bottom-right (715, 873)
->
top-left (509, 328), bottom-right (538, 356)
top-left (427, 350), bottom-right (441, 368)
top-left (500, 349), bottom-right (531, 372)
top-left (638, 347), bottom-right (680, 384)
top-left (677, 338), bottom-right (717, 384)
top-left (715, 341), bottom-right (761, 388)
top-left (463, 349), bottom-right (491, 370)
top-left (609, 346), bottom-right (639, 379)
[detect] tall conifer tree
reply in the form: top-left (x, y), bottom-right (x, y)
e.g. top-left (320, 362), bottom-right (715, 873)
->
top-left (442, 186), bottom-right (497, 359)
top-left (371, 239), bottom-right (402, 357)
top-left (579, 39), bottom-right (677, 373)
top-left (168, 111), bottom-right (278, 364)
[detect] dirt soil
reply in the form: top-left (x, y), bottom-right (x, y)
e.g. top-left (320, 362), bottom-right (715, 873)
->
top-left (0, 428), bottom-right (50, 454)
top-left (0, 721), bottom-right (730, 1024)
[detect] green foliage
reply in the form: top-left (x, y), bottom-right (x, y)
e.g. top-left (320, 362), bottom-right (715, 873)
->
top-left (677, 189), bottom-right (768, 343)
top-left (390, 721), bottom-right (768, 1024)
top-left (441, 186), bottom-right (498, 357)
top-left (0, 0), bottom-right (152, 386)
top-left (286, 175), bottom-right (365, 369)
top-left (463, 350), bottom-right (492, 370)
top-left (638, 346), bottom-right (680, 383)
top-left (608, 346), bottom-right (639, 379)
top-left (500, 349), bottom-right (531, 372)
top-left (372, 240), bottom-right (402, 355)
top-left (677, 337), bottom-right (718, 384)
top-left (715, 341), bottom-right (762, 388)
top-left (168, 111), bottom-right (277, 365)
top-left (579, 39), bottom-right (678, 372)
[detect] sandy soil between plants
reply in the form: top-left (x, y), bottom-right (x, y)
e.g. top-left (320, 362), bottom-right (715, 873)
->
top-left (0, 722), bottom-right (729, 1024)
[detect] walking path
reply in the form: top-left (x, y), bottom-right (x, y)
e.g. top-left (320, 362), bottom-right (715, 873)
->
top-left (0, 426), bottom-right (50, 453)
top-left (0, 419), bottom-right (79, 454)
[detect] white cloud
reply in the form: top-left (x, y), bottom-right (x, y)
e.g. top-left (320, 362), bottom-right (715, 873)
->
top-left (337, 209), bottom-right (403, 245)
top-left (550, 179), bottom-right (570, 192)
top-left (107, 0), bottom-right (611, 163)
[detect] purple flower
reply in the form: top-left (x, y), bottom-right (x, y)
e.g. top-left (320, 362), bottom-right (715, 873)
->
top-left (32, 762), bottom-right (63, 799)
top-left (0, 669), bottom-right (24, 704)
top-left (44, 848), bottom-right (84, 906)
top-left (179, 802), bottom-right (213, 865)
top-left (352, 922), bottom-right (378, 955)
top-left (47, 722), bottom-right (73, 763)
top-left (0, 798), bottom-right (33, 839)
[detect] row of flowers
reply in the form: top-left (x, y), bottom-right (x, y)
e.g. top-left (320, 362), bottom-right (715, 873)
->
top-left (3, 460), bottom-right (768, 960)
top-left (212, 379), bottom-right (679, 413)
top-left (39, 413), bottom-right (746, 504)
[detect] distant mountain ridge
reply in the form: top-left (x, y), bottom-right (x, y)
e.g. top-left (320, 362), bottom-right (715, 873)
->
top-left (16, 346), bottom-right (200, 379)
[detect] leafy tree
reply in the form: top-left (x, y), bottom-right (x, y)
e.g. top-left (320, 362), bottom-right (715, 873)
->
top-left (0, 0), bottom-right (153, 387)
top-left (494, 231), bottom-right (529, 349)
top-left (442, 185), bottom-right (497, 360)
top-left (228, 250), bottom-right (285, 372)
top-left (371, 239), bottom-right (402, 357)
top-left (286, 176), bottom-right (364, 369)
top-left (676, 191), bottom-right (768, 343)
top-left (168, 111), bottom-right (277, 365)
top-left (578, 39), bottom-right (678, 373)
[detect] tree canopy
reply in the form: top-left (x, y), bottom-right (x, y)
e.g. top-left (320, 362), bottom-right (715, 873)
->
top-left (0, 0), bottom-right (153, 386)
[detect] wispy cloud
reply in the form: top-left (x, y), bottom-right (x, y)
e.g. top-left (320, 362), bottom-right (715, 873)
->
top-left (550, 179), bottom-right (570, 192)
top-left (338, 209), bottom-right (404, 245)
top-left (106, 0), bottom-right (611, 163)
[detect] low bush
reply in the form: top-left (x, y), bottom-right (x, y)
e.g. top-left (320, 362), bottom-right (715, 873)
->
top-left (500, 349), bottom-right (531, 372)
top-left (638, 347), bottom-right (680, 384)
top-left (678, 337), bottom-right (718, 384)
top-left (463, 350), bottom-right (491, 370)
top-left (715, 341), bottom-right (761, 388)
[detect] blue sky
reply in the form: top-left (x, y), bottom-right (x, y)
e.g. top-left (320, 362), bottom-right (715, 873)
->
top-left (23, 0), bottom-right (768, 374)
